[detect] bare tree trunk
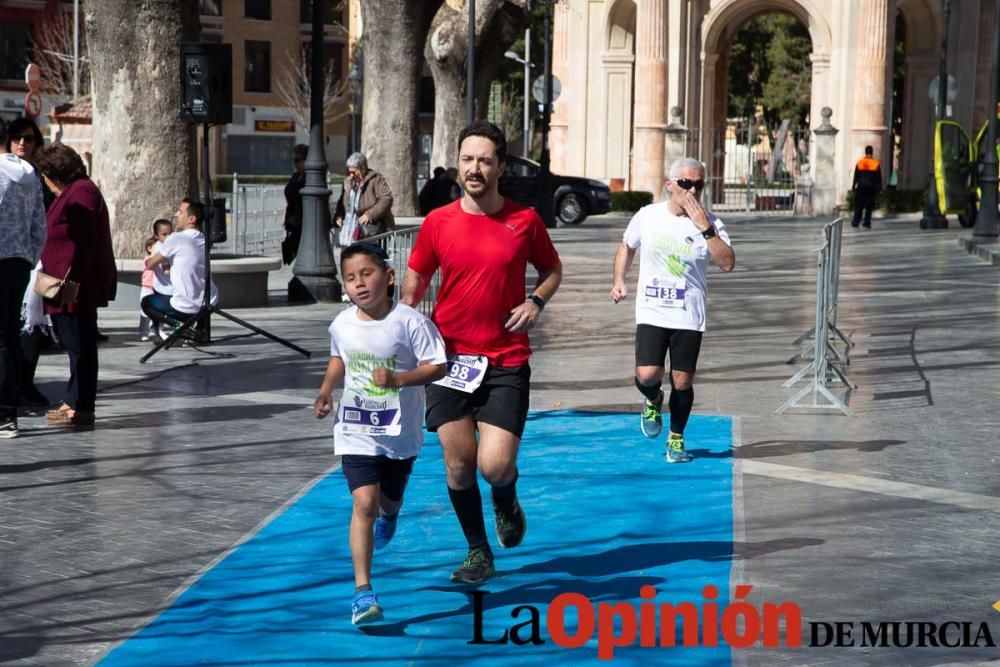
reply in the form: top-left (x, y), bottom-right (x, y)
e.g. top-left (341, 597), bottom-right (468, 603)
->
top-left (426, 0), bottom-right (528, 170)
top-left (360, 0), bottom-right (443, 217)
top-left (85, 0), bottom-right (199, 259)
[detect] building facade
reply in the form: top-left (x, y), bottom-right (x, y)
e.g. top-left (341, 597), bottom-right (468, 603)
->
top-left (0, 0), bottom-right (357, 175)
top-left (551, 0), bottom-right (998, 208)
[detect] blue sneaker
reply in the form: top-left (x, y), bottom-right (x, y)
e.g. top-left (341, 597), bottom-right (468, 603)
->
top-left (351, 589), bottom-right (383, 625)
top-left (640, 395), bottom-right (663, 438)
top-left (374, 514), bottom-right (397, 550)
top-left (665, 434), bottom-right (692, 464)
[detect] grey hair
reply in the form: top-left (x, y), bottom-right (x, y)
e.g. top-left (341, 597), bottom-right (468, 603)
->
top-left (668, 157), bottom-right (706, 178)
top-left (346, 152), bottom-right (368, 169)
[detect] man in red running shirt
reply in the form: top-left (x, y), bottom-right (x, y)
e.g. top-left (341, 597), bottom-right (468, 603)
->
top-left (401, 121), bottom-right (562, 584)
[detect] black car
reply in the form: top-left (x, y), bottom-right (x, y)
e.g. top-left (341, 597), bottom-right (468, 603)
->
top-left (499, 156), bottom-right (612, 225)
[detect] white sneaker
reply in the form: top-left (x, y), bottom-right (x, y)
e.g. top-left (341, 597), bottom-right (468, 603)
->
top-left (0, 420), bottom-right (19, 439)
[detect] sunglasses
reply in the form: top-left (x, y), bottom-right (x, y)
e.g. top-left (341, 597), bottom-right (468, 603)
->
top-left (11, 135), bottom-right (36, 144)
top-left (674, 178), bottom-right (705, 191)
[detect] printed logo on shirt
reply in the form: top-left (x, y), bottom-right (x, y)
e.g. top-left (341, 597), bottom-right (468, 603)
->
top-left (346, 349), bottom-right (399, 398)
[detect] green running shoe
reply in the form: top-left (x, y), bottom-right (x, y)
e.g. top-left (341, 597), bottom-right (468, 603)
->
top-left (450, 546), bottom-right (496, 585)
top-left (665, 434), bottom-right (692, 464)
top-left (640, 395), bottom-right (663, 438)
top-left (493, 497), bottom-right (527, 548)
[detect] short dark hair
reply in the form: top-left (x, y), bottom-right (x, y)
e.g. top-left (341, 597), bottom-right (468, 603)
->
top-left (35, 143), bottom-right (88, 184)
top-left (433, 166), bottom-right (446, 177)
top-left (458, 120), bottom-right (507, 163)
top-left (153, 218), bottom-right (173, 235)
top-left (340, 242), bottom-right (394, 297)
top-left (292, 144), bottom-right (308, 161)
top-left (864, 145), bottom-right (874, 155)
top-left (5, 117), bottom-right (42, 153)
top-left (181, 197), bottom-right (206, 227)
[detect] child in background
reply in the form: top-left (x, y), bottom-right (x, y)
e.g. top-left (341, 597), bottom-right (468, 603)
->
top-left (138, 237), bottom-right (157, 341)
top-left (150, 219), bottom-right (173, 297)
top-left (314, 242), bottom-right (446, 626)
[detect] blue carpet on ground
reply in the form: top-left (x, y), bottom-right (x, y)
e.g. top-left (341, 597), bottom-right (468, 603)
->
top-left (100, 411), bottom-right (734, 666)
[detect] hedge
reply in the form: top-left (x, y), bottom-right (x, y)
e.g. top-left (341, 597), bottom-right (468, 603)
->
top-left (611, 191), bottom-right (654, 212)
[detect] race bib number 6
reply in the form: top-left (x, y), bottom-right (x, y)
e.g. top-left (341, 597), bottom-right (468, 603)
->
top-left (338, 387), bottom-right (402, 436)
top-left (433, 354), bottom-right (488, 393)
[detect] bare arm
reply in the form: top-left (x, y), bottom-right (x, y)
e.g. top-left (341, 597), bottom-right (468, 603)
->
top-left (372, 362), bottom-right (447, 389)
top-left (145, 252), bottom-right (166, 270)
top-left (505, 263), bottom-right (562, 333)
top-left (400, 267), bottom-right (432, 307)
top-left (313, 356), bottom-right (346, 418)
top-left (611, 243), bottom-right (637, 302)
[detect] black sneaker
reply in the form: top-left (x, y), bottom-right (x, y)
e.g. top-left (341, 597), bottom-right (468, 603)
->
top-left (450, 546), bottom-right (496, 584)
top-left (493, 496), bottom-right (527, 548)
top-left (0, 419), bottom-right (18, 439)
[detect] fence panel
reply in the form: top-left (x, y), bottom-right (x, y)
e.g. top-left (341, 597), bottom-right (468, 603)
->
top-left (687, 119), bottom-right (810, 215)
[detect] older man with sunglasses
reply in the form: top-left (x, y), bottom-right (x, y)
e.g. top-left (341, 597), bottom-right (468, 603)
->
top-left (610, 157), bottom-right (735, 463)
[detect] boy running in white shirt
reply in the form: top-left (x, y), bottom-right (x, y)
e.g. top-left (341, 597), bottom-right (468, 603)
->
top-left (314, 242), bottom-right (447, 625)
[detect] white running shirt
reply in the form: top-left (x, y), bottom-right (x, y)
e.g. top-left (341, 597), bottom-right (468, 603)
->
top-left (622, 201), bottom-right (731, 332)
top-left (159, 228), bottom-right (218, 313)
top-left (329, 302), bottom-right (447, 458)
top-left (151, 240), bottom-right (173, 295)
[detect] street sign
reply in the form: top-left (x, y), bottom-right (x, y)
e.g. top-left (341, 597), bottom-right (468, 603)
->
top-left (24, 91), bottom-right (42, 119)
top-left (25, 63), bottom-right (41, 91)
top-left (927, 74), bottom-right (959, 103)
top-left (532, 75), bottom-right (561, 104)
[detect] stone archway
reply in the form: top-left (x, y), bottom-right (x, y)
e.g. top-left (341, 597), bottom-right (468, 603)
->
top-left (600, 0), bottom-right (637, 187)
top-left (700, 0), bottom-right (832, 137)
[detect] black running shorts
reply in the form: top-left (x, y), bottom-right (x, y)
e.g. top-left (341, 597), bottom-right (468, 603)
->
top-left (340, 454), bottom-right (415, 500)
top-left (425, 364), bottom-right (531, 438)
top-left (634, 324), bottom-right (703, 373)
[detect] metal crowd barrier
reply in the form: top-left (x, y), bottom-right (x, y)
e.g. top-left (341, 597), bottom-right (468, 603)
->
top-left (224, 183), bottom-right (286, 256)
top-left (358, 226), bottom-right (439, 318)
top-left (788, 216), bottom-right (854, 364)
top-left (219, 175), bottom-right (345, 257)
top-left (777, 218), bottom-right (854, 416)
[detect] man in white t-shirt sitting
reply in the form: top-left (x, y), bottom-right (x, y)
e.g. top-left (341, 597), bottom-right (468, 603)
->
top-left (610, 157), bottom-right (736, 463)
top-left (142, 198), bottom-right (219, 340)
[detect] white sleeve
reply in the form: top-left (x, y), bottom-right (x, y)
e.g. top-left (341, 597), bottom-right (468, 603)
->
top-left (159, 235), bottom-right (178, 259)
top-left (328, 321), bottom-right (341, 358)
top-left (410, 315), bottom-right (448, 366)
top-left (622, 213), bottom-right (642, 249)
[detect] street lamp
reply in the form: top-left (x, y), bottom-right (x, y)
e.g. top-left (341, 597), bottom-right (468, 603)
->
top-left (920, 0), bottom-right (951, 230)
top-left (504, 49), bottom-right (533, 157)
top-left (289, 0), bottom-right (341, 302)
top-left (348, 61), bottom-right (363, 155)
top-left (535, 0), bottom-right (557, 228)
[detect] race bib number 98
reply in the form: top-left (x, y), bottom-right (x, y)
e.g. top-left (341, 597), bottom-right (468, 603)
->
top-left (433, 354), bottom-right (488, 393)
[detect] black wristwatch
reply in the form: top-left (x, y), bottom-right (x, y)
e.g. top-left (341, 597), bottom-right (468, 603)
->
top-left (528, 294), bottom-right (546, 310)
top-left (701, 226), bottom-right (717, 240)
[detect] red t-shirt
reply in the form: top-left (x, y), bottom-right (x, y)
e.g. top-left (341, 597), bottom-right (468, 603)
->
top-left (408, 199), bottom-right (561, 367)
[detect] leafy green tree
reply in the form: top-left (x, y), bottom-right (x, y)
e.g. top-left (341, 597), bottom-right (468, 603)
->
top-left (727, 13), bottom-right (812, 131)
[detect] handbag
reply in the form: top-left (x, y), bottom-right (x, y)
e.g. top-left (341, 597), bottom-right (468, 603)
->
top-left (33, 268), bottom-right (81, 304)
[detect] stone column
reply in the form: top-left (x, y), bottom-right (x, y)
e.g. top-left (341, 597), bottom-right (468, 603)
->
top-left (813, 107), bottom-right (839, 217)
top-left (550, 0), bottom-right (570, 174)
top-left (632, 0), bottom-right (669, 198)
top-left (851, 0), bottom-right (891, 165)
top-left (663, 106), bottom-right (689, 174)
